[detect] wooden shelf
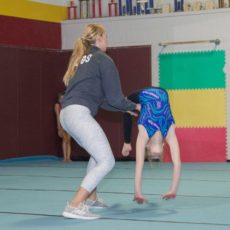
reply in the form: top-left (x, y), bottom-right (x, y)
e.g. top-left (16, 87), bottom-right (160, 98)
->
top-left (62, 7), bottom-right (230, 23)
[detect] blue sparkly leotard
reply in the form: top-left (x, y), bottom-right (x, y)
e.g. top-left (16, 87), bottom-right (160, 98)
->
top-left (138, 88), bottom-right (175, 138)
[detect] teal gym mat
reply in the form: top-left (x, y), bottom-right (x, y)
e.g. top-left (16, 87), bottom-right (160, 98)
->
top-left (0, 159), bottom-right (230, 230)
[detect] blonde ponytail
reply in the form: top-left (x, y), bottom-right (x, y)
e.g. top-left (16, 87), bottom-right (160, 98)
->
top-left (63, 24), bottom-right (105, 86)
top-left (63, 39), bottom-right (86, 86)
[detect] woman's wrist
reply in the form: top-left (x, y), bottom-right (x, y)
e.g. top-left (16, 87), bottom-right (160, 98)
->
top-left (135, 103), bottom-right (141, 111)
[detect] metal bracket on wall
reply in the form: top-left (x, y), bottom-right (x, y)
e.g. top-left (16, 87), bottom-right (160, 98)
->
top-left (158, 39), bottom-right (221, 54)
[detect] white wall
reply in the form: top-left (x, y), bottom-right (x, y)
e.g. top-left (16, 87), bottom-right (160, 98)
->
top-left (62, 8), bottom-right (230, 159)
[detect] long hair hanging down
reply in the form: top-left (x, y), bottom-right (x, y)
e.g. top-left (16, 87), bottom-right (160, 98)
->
top-left (63, 24), bottom-right (105, 86)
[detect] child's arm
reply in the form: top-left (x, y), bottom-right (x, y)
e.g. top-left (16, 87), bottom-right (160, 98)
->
top-left (121, 142), bottom-right (132, 156)
top-left (162, 125), bottom-right (181, 199)
top-left (54, 104), bottom-right (61, 128)
top-left (121, 91), bottom-right (141, 157)
top-left (121, 111), bottom-right (133, 156)
top-left (54, 103), bottom-right (63, 137)
top-left (134, 125), bottom-right (149, 204)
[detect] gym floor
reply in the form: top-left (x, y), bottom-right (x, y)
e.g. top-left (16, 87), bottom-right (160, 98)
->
top-left (0, 158), bottom-right (230, 230)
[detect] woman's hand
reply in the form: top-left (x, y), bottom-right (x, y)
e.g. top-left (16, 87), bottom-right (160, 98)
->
top-left (136, 103), bottom-right (141, 112)
top-left (126, 103), bottom-right (141, 117)
top-left (126, 110), bottom-right (138, 117)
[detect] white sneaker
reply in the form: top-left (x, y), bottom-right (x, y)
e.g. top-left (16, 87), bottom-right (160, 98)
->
top-left (85, 198), bottom-right (108, 209)
top-left (62, 202), bottom-right (100, 220)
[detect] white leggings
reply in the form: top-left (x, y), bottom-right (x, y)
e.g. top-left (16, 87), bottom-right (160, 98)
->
top-left (60, 104), bottom-right (115, 192)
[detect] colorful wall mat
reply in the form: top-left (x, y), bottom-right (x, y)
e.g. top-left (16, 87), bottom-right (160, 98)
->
top-left (163, 128), bottom-right (226, 162)
top-left (168, 89), bottom-right (226, 128)
top-left (159, 50), bottom-right (226, 162)
top-left (160, 51), bottom-right (225, 90)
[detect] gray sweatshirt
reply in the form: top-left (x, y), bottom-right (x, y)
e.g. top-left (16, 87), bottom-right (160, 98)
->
top-left (61, 46), bottom-right (136, 116)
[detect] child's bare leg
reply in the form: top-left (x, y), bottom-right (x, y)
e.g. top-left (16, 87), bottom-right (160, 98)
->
top-left (62, 139), bottom-right (68, 161)
top-left (66, 136), bottom-right (72, 161)
top-left (62, 133), bottom-right (71, 162)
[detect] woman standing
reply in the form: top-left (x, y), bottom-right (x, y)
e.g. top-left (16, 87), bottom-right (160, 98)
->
top-left (60, 24), bottom-right (139, 220)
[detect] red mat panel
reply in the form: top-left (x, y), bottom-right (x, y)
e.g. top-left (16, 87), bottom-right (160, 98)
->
top-left (163, 128), bottom-right (226, 162)
top-left (0, 15), bottom-right (61, 49)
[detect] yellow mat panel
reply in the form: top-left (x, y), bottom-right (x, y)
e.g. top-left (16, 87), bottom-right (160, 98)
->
top-left (168, 89), bottom-right (226, 128)
top-left (0, 0), bottom-right (67, 22)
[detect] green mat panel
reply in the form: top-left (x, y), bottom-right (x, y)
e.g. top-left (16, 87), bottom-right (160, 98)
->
top-left (159, 50), bottom-right (225, 89)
